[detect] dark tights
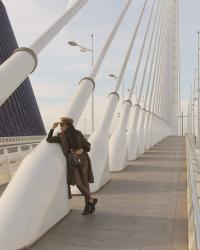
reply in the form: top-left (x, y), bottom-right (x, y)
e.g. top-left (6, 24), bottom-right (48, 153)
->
top-left (73, 165), bottom-right (91, 205)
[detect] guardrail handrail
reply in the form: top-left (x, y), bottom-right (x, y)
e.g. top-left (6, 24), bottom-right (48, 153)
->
top-left (0, 135), bottom-right (46, 145)
top-left (0, 138), bottom-right (44, 185)
top-left (186, 134), bottom-right (200, 249)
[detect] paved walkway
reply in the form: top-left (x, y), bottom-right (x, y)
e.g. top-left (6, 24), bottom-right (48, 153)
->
top-left (1, 136), bottom-right (188, 250)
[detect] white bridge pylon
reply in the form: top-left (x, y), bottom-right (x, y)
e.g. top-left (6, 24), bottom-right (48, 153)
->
top-left (110, 0), bottom-right (156, 172)
top-left (0, 0), bottom-right (180, 249)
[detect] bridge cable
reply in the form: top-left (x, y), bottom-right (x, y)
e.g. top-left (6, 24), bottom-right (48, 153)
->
top-left (112, 0), bottom-right (148, 93)
top-left (64, 0), bottom-right (133, 124)
top-left (137, 0), bottom-right (163, 105)
top-left (89, 0), bottom-right (133, 79)
top-left (30, 0), bottom-right (90, 55)
top-left (155, 2), bottom-right (171, 121)
top-left (127, 0), bottom-right (157, 101)
top-left (154, 31), bottom-right (169, 123)
top-left (147, 4), bottom-right (168, 127)
top-left (149, 0), bottom-right (168, 115)
top-left (146, 0), bottom-right (167, 114)
top-left (152, 14), bottom-right (168, 120)
top-left (143, 0), bottom-right (165, 109)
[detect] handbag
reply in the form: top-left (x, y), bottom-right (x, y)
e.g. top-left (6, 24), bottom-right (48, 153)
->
top-left (69, 152), bottom-right (84, 167)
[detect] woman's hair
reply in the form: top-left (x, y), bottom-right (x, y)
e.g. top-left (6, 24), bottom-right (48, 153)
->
top-left (65, 123), bottom-right (78, 149)
top-left (67, 123), bottom-right (76, 135)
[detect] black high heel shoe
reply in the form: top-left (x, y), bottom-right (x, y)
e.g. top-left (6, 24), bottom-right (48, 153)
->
top-left (89, 198), bottom-right (98, 214)
top-left (82, 204), bottom-right (90, 215)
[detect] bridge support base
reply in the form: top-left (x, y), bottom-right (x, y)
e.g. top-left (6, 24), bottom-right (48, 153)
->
top-left (109, 130), bottom-right (128, 172)
top-left (0, 141), bottom-right (70, 250)
top-left (127, 130), bottom-right (139, 161)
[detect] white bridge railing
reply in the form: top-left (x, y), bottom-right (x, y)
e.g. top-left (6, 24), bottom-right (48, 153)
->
top-left (186, 134), bottom-right (200, 250)
top-left (0, 135), bottom-right (45, 146)
top-left (0, 136), bottom-right (45, 185)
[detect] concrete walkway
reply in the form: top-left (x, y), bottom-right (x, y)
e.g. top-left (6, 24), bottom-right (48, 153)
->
top-left (1, 136), bottom-right (188, 250)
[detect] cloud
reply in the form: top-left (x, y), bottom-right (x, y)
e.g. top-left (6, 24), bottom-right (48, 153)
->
top-left (3, 0), bottom-right (199, 135)
top-left (36, 91), bottom-right (122, 133)
top-left (62, 63), bottom-right (89, 73)
top-left (31, 81), bottom-right (70, 101)
top-left (4, 0), bottom-right (64, 45)
top-left (76, 95), bottom-right (122, 134)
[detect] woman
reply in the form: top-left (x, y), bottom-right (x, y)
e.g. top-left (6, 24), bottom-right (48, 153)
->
top-left (46, 117), bottom-right (98, 215)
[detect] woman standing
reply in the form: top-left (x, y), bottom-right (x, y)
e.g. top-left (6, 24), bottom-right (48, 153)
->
top-left (46, 117), bottom-right (98, 215)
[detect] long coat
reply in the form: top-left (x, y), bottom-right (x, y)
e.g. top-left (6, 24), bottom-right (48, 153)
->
top-left (46, 129), bottom-right (94, 197)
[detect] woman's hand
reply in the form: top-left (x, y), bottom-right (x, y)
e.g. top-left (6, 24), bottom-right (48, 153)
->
top-left (52, 122), bottom-right (59, 129)
top-left (75, 148), bottom-right (83, 155)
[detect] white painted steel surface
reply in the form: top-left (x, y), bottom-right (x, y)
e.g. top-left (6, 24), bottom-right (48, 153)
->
top-left (72, 93), bottom-right (119, 194)
top-left (63, 78), bottom-right (94, 124)
top-left (70, 0), bottom-right (132, 192)
top-left (64, 0), bottom-right (132, 124)
top-left (143, 111), bottom-right (151, 150)
top-left (0, 140), bottom-right (70, 250)
top-left (0, 51), bottom-right (35, 106)
top-left (0, 0), bottom-right (89, 106)
top-left (109, 101), bottom-right (132, 172)
top-left (89, 94), bottom-right (119, 192)
top-left (137, 109), bottom-right (147, 154)
top-left (108, 0), bottom-right (149, 172)
top-left (0, 0), bottom-right (181, 248)
top-left (0, 2), bottom-right (132, 248)
top-left (127, 105), bottom-right (141, 160)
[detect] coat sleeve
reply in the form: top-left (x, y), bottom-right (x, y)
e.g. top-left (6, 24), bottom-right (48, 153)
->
top-left (46, 129), bottom-right (61, 143)
top-left (79, 131), bottom-right (91, 152)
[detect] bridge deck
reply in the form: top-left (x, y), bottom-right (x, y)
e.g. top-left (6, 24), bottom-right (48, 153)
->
top-left (1, 136), bottom-right (188, 250)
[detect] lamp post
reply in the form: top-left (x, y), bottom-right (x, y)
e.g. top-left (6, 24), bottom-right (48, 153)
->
top-left (68, 34), bottom-right (94, 134)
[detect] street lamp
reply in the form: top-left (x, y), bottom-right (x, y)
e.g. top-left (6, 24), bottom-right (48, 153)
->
top-left (68, 41), bottom-right (92, 53)
top-left (109, 73), bottom-right (125, 103)
top-left (109, 74), bottom-right (118, 80)
top-left (68, 41), bottom-right (78, 46)
top-left (68, 34), bottom-right (94, 134)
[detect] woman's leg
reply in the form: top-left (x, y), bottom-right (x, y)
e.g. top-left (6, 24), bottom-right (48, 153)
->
top-left (73, 166), bottom-right (91, 204)
top-left (80, 162), bottom-right (92, 205)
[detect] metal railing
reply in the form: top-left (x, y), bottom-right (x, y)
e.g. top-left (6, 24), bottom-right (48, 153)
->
top-left (0, 139), bottom-right (44, 185)
top-left (0, 135), bottom-right (45, 146)
top-left (186, 134), bottom-right (200, 250)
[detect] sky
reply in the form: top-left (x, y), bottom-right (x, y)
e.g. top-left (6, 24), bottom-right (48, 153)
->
top-left (2, 0), bottom-right (200, 133)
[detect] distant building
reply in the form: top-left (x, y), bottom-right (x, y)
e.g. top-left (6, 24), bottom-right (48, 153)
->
top-left (0, 1), bottom-right (46, 137)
